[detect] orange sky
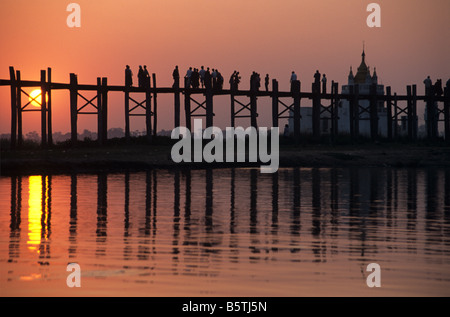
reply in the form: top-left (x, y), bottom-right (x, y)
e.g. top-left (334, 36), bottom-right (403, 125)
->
top-left (1, 0), bottom-right (449, 135)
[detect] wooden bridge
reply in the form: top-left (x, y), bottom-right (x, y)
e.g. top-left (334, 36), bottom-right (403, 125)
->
top-left (1, 66), bottom-right (449, 149)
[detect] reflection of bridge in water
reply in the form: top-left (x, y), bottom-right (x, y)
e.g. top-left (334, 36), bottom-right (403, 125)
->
top-left (1, 66), bottom-right (449, 149)
top-left (7, 168), bottom-right (450, 266)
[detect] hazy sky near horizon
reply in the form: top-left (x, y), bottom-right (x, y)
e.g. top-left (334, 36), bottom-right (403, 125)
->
top-left (1, 0), bottom-right (449, 134)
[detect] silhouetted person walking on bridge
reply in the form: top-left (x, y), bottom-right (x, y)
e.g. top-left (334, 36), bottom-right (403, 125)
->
top-left (186, 67), bottom-right (193, 87)
top-left (199, 66), bottom-right (206, 88)
top-left (138, 65), bottom-right (146, 88)
top-left (314, 70), bottom-right (321, 93)
top-left (230, 71), bottom-right (236, 91)
top-left (230, 71), bottom-right (241, 91)
top-left (250, 72), bottom-right (261, 92)
top-left (172, 66), bottom-right (180, 88)
top-left (322, 74), bottom-right (327, 94)
top-left (204, 68), bottom-right (212, 90)
top-left (235, 72), bottom-right (241, 90)
top-left (290, 71), bottom-right (297, 92)
top-left (191, 68), bottom-right (200, 89)
top-left (424, 76), bottom-right (432, 95)
top-left (216, 70), bottom-right (223, 91)
top-left (125, 65), bottom-right (133, 87)
top-left (250, 72), bottom-right (256, 92)
top-left (143, 65), bottom-right (150, 87)
top-left (265, 74), bottom-right (269, 92)
top-left (435, 79), bottom-right (443, 97)
top-left (212, 69), bottom-right (218, 90)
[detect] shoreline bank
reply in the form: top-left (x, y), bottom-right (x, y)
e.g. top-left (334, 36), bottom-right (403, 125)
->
top-left (1, 144), bottom-right (450, 175)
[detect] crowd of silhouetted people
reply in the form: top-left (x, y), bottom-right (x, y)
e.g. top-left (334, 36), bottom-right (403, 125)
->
top-left (126, 65), bottom-right (450, 99)
top-left (125, 65), bottom-right (152, 88)
top-left (424, 76), bottom-right (449, 97)
top-left (124, 65), bottom-right (334, 95)
top-left (229, 71), bottom-right (241, 91)
top-left (182, 66), bottom-right (225, 90)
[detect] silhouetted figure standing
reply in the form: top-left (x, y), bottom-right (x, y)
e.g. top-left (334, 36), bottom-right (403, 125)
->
top-left (435, 79), bottom-right (443, 97)
top-left (216, 70), bottom-right (223, 91)
top-left (290, 71), bottom-right (297, 92)
top-left (172, 66), bottom-right (180, 87)
top-left (199, 66), bottom-right (206, 88)
top-left (250, 72), bottom-right (256, 92)
top-left (143, 65), bottom-right (150, 87)
top-left (314, 70), bottom-right (321, 93)
top-left (125, 65), bottom-right (133, 87)
top-left (186, 67), bottom-right (193, 87)
top-left (138, 65), bottom-right (145, 88)
top-left (212, 69), bottom-right (218, 90)
top-left (229, 71), bottom-right (236, 91)
top-left (192, 68), bottom-right (200, 88)
top-left (322, 74), bottom-right (327, 94)
top-left (234, 71), bottom-right (241, 90)
top-left (424, 76), bottom-right (432, 95)
top-left (250, 72), bottom-right (261, 92)
top-left (265, 74), bottom-right (269, 92)
top-left (204, 68), bottom-right (212, 90)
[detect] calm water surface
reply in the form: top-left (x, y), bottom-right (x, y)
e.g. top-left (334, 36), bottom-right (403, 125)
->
top-left (1, 167), bottom-right (449, 296)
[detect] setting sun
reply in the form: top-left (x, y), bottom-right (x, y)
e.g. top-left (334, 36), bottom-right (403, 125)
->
top-left (29, 89), bottom-right (48, 107)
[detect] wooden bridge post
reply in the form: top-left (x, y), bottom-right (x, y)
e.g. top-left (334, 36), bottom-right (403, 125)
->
top-left (9, 67), bottom-right (17, 150)
top-left (152, 73), bottom-right (157, 136)
top-left (349, 85), bottom-right (354, 139)
top-left (124, 81), bottom-right (130, 141)
top-left (407, 85), bottom-right (417, 141)
top-left (412, 85), bottom-right (417, 140)
top-left (96, 77), bottom-right (103, 145)
top-left (184, 77), bottom-right (191, 131)
top-left (40, 70), bottom-right (47, 149)
top-left (332, 81), bottom-right (339, 139)
top-left (353, 84), bottom-right (360, 140)
top-left (174, 77), bottom-right (180, 128)
top-left (386, 86), bottom-right (392, 140)
top-left (393, 92), bottom-right (398, 139)
top-left (271, 79), bottom-right (278, 129)
top-left (369, 83), bottom-right (378, 141)
top-left (15, 70), bottom-right (22, 148)
top-left (329, 81), bottom-right (335, 141)
top-left (145, 77), bottom-right (152, 142)
top-left (69, 73), bottom-right (78, 145)
top-left (293, 80), bottom-right (301, 144)
top-left (47, 68), bottom-right (53, 146)
top-left (250, 92), bottom-right (257, 129)
top-left (230, 82), bottom-right (236, 128)
top-left (406, 85), bottom-right (412, 140)
top-left (312, 82), bottom-right (321, 141)
top-left (444, 87), bottom-right (450, 144)
top-left (102, 77), bottom-right (108, 144)
top-left (426, 85), bottom-right (437, 140)
top-left (205, 80), bottom-right (214, 128)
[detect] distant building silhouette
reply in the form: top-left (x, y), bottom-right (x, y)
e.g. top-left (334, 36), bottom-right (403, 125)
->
top-left (288, 49), bottom-right (392, 137)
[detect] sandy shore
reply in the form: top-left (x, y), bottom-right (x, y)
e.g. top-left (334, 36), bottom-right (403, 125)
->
top-left (1, 143), bottom-right (450, 175)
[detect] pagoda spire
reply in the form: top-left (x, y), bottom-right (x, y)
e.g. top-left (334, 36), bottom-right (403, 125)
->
top-left (362, 41), bottom-right (366, 63)
top-left (348, 66), bottom-right (354, 84)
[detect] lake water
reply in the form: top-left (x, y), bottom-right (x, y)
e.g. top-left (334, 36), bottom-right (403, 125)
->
top-left (1, 167), bottom-right (449, 296)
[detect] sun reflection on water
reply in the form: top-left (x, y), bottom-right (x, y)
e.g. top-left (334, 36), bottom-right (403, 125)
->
top-left (27, 176), bottom-right (42, 250)
top-left (27, 176), bottom-right (50, 252)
